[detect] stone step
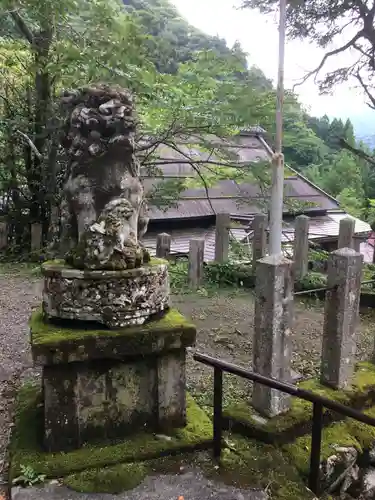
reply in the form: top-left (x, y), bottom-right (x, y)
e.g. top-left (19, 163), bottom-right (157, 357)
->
top-left (12, 469), bottom-right (268, 500)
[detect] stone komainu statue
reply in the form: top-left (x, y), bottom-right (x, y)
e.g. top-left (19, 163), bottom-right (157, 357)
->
top-left (59, 84), bottom-right (149, 270)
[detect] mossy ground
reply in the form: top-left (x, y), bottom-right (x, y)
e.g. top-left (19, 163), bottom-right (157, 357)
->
top-left (9, 382), bottom-right (326, 498)
top-left (224, 362), bottom-right (375, 443)
top-left (9, 383), bottom-right (212, 482)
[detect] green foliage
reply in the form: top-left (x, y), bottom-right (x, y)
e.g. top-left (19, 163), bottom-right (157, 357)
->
top-left (123, 0), bottom-right (246, 75)
top-left (308, 248), bottom-right (329, 263)
top-left (169, 260), bottom-right (189, 292)
top-left (296, 114), bottom-right (375, 222)
top-left (169, 260), bottom-right (256, 293)
top-left (12, 464), bottom-right (46, 486)
top-left (295, 272), bottom-right (327, 292)
top-left (204, 262), bottom-right (255, 288)
top-left (306, 151), bottom-right (364, 198)
top-left (282, 98), bottom-right (328, 170)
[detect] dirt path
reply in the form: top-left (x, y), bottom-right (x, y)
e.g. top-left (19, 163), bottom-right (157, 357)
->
top-left (0, 275), bottom-right (374, 497)
top-left (0, 273), bottom-right (42, 495)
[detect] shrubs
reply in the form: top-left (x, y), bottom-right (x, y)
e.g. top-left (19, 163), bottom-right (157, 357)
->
top-left (204, 262), bottom-right (255, 288)
top-left (295, 271), bottom-right (327, 292)
top-left (169, 260), bottom-right (327, 294)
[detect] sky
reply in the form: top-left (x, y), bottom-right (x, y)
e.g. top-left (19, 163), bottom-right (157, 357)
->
top-left (171, 0), bottom-right (371, 124)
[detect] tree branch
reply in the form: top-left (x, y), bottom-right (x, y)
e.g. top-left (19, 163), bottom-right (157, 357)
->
top-left (354, 71), bottom-right (375, 108)
top-left (15, 130), bottom-right (43, 160)
top-left (9, 9), bottom-right (34, 44)
top-left (142, 159), bottom-right (245, 169)
top-left (293, 31), bottom-right (364, 89)
top-left (339, 137), bottom-right (375, 167)
top-left (163, 140), bottom-right (217, 215)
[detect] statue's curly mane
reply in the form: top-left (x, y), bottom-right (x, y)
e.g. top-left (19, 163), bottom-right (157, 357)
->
top-left (61, 84), bottom-right (137, 168)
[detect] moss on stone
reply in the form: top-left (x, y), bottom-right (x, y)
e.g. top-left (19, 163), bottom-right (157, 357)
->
top-left (31, 307), bottom-right (190, 345)
top-left (284, 420), bottom-right (362, 477)
top-left (224, 362), bottom-right (375, 444)
top-left (30, 307), bottom-right (196, 364)
top-left (345, 404), bottom-right (375, 449)
top-left (213, 435), bottom-right (316, 500)
top-left (63, 462), bottom-right (148, 493)
top-left (9, 384), bottom-right (212, 482)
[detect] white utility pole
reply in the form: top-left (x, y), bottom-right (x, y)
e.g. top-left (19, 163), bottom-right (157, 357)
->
top-left (269, 0), bottom-right (287, 255)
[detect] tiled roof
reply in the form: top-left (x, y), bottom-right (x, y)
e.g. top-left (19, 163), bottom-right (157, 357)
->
top-left (141, 133), bottom-right (340, 221)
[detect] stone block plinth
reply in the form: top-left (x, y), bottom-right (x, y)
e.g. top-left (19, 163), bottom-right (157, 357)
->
top-left (30, 308), bottom-right (196, 452)
top-left (42, 259), bottom-right (170, 328)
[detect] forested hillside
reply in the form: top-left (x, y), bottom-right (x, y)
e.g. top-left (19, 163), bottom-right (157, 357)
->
top-left (0, 0), bottom-right (374, 252)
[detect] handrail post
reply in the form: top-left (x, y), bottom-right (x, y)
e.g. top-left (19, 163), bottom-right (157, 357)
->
top-left (213, 367), bottom-right (223, 459)
top-left (309, 402), bottom-right (323, 495)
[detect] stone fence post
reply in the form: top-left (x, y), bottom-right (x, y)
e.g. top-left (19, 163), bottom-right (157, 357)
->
top-left (252, 213), bottom-right (267, 270)
top-left (215, 213), bottom-right (230, 263)
top-left (321, 248), bottom-right (363, 389)
top-left (293, 215), bottom-right (309, 281)
top-left (31, 223), bottom-right (42, 253)
top-left (353, 235), bottom-right (361, 253)
top-left (252, 254), bottom-right (294, 417)
top-left (0, 221), bottom-right (7, 250)
top-left (338, 217), bottom-right (355, 249)
top-left (156, 233), bottom-right (171, 259)
top-left (189, 238), bottom-right (205, 289)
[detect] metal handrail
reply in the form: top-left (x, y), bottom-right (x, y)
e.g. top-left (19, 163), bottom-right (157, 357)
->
top-left (193, 351), bottom-right (375, 495)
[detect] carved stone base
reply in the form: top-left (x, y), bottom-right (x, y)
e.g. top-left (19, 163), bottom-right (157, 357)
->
top-left (42, 259), bottom-right (170, 328)
top-left (30, 307), bottom-right (196, 452)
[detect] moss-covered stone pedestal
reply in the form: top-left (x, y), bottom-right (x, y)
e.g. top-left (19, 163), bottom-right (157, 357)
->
top-left (224, 363), bottom-right (375, 446)
top-left (30, 307), bottom-right (196, 452)
top-left (9, 384), bottom-right (213, 492)
top-left (42, 259), bottom-right (170, 328)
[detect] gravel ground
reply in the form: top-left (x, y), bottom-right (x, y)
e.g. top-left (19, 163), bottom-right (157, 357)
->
top-left (174, 290), bottom-right (375, 409)
top-left (0, 274), bottom-right (374, 498)
top-left (0, 273), bottom-right (42, 496)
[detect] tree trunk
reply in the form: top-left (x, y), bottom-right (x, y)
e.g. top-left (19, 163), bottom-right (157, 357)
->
top-left (27, 28), bottom-right (53, 238)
